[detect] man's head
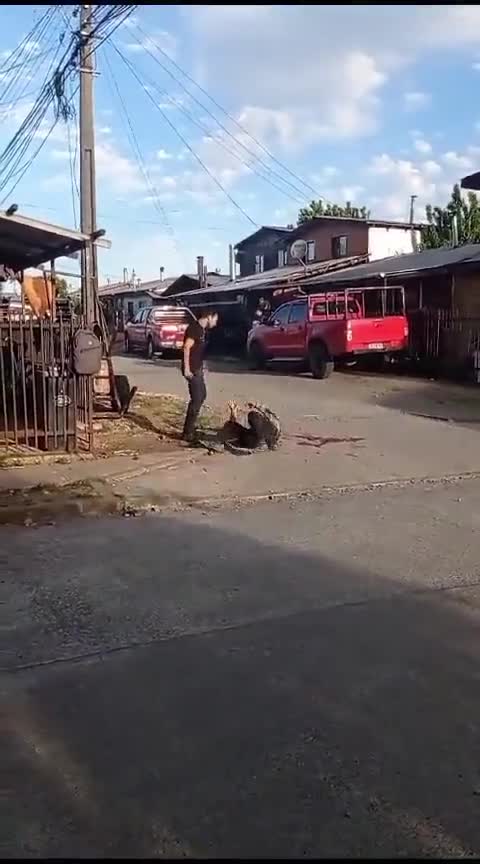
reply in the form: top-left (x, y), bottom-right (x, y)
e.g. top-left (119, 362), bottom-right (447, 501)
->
top-left (198, 308), bottom-right (219, 329)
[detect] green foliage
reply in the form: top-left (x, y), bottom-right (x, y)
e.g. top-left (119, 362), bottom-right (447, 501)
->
top-left (297, 199), bottom-right (370, 226)
top-left (421, 183), bottom-right (480, 249)
top-left (54, 276), bottom-right (70, 298)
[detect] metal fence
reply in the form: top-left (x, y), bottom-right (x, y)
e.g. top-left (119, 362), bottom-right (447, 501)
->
top-left (0, 310), bottom-right (93, 452)
top-left (408, 307), bottom-right (480, 372)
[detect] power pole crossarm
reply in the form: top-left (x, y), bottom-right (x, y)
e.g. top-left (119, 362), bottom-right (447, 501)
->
top-left (79, 3), bottom-right (98, 324)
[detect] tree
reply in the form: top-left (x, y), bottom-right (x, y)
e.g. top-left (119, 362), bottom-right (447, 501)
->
top-left (297, 199), bottom-right (370, 225)
top-left (421, 183), bottom-right (480, 249)
top-left (54, 276), bottom-right (70, 298)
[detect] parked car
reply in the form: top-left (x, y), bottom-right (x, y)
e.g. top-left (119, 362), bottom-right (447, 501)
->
top-left (246, 287), bottom-right (408, 379)
top-left (124, 305), bottom-right (195, 359)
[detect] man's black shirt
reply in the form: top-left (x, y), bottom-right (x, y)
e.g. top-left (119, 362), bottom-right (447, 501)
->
top-left (183, 320), bottom-right (206, 374)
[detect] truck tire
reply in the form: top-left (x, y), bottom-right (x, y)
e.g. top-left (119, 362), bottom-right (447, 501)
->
top-left (248, 341), bottom-right (267, 370)
top-left (309, 342), bottom-right (334, 379)
top-left (146, 337), bottom-right (154, 360)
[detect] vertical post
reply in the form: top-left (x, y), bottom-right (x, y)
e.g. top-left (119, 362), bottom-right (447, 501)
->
top-left (80, 3), bottom-right (97, 324)
top-left (229, 244), bottom-right (236, 283)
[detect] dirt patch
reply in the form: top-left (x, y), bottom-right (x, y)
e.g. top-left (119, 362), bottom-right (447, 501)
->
top-left (93, 393), bottom-right (222, 458)
top-left (0, 479), bottom-right (123, 526)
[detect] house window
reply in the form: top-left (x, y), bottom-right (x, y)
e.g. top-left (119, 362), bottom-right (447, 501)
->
top-left (306, 240), bottom-right (316, 262)
top-left (277, 248), bottom-right (288, 268)
top-left (332, 235), bottom-right (348, 258)
top-left (255, 254), bottom-right (264, 274)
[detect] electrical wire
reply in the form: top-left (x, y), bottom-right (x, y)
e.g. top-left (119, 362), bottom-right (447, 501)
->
top-left (125, 26), bottom-right (313, 206)
top-left (100, 47), bottom-right (179, 255)
top-left (0, 5), bottom-right (138, 196)
top-left (112, 46), bottom-right (258, 228)
top-left (110, 37), bottom-right (305, 208)
top-left (133, 20), bottom-right (326, 203)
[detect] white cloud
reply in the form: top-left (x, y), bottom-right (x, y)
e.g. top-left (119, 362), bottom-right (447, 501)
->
top-left (124, 29), bottom-right (177, 60)
top-left (414, 138), bottom-right (432, 154)
top-left (441, 151), bottom-right (473, 171)
top-left (95, 141), bottom-right (144, 194)
top-left (404, 91), bottom-right (431, 111)
top-left (472, 61), bottom-right (480, 71)
top-left (185, 5), bottom-right (480, 153)
top-left (157, 148), bottom-right (173, 160)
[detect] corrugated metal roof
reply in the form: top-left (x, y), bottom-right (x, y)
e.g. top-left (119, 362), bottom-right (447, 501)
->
top-left (304, 243), bottom-right (480, 287)
top-left (461, 172), bottom-right (480, 190)
top-left (0, 211), bottom-right (92, 271)
top-left (171, 256), bottom-right (367, 301)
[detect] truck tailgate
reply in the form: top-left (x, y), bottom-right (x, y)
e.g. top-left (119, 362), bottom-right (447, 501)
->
top-left (349, 316), bottom-right (407, 351)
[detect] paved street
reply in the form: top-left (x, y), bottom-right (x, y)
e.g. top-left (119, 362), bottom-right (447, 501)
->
top-left (2, 480), bottom-right (480, 857)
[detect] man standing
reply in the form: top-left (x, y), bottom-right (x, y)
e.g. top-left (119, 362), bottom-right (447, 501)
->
top-left (182, 308), bottom-right (219, 442)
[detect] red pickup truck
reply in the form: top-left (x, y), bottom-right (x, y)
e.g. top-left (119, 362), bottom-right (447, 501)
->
top-left (247, 287), bottom-right (408, 379)
top-left (124, 305), bottom-right (194, 359)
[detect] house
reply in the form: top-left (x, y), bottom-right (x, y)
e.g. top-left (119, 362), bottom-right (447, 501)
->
top-left (161, 271), bottom-right (230, 299)
top-left (235, 217), bottom-right (422, 278)
top-left (274, 216), bottom-right (422, 269)
top-left (98, 276), bottom-right (177, 324)
top-left (234, 226), bottom-right (294, 277)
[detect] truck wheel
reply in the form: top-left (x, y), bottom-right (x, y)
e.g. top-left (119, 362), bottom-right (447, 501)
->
top-left (248, 341), bottom-right (266, 370)
top-left (309, 343), bottom-right (334, 379)
top-left (146, 337), bottom-right (154, 360)
top-left (124, 334), bottom-right (131, 354)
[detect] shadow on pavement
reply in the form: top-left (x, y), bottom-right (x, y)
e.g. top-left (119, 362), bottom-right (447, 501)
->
top-left (2, 513), bottom-right (480, 857)
top-left (376, 379), bottom-right (480, 430)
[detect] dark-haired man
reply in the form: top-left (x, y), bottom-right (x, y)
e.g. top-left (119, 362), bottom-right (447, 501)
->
top-left (182, 309), bottom-right (219, 442)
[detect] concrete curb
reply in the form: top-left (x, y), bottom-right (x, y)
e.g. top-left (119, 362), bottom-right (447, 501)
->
top-left (120, 469), bottom-right (480, 514)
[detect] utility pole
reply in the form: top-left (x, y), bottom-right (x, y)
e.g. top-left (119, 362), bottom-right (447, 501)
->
top-left (79, 3), bottom-right (97, 324)
top-left (409, 194), bottom-right (418, 252)
top-left (409, 194), bottom-right (417, 225)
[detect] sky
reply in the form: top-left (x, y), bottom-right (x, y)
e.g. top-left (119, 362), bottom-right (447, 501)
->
top-left (2, 4), bottom-right (480, 285)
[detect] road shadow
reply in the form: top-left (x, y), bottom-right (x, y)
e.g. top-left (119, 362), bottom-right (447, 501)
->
top-left (374, 378), bottom-right (480, 430)
top-left (2, 510), bottom-right (480, 857)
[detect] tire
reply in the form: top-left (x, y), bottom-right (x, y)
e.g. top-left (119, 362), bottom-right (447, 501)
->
top-left (146, 337), bottom-right (154, 360)
top-left (308, 342), bottom-right (334, 379)
top-left (248, 341), bottom-right (267, 370)
top-left (124, 334), bottom-right (131, 354)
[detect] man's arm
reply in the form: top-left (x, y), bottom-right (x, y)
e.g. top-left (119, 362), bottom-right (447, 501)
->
top-left (183, 336), bottom-right (195, 379)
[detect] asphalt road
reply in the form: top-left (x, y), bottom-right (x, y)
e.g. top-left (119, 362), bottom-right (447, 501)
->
top-left (3, 480), bottom-right (480, 857)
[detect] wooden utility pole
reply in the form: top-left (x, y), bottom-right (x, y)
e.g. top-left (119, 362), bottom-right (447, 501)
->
top-left (79, 3), bottom-right (97, 323)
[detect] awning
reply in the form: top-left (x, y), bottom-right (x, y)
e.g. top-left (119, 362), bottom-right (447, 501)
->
top-left (0, 210), bottom-right (110, 272)
top-left (461, 171), bottom-right (480, 191)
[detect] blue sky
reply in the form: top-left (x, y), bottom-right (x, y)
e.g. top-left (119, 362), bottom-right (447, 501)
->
top-left (2, 4), bottom-right (480, 285)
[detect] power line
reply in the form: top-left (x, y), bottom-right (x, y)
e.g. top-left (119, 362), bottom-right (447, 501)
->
top-left (133, 20), bottom-right (326, 202)
top-left (101, 46), bottom-right (179, 255)
top-left (125, 26), bottom-right (313, 206)
top-left (111, 37), bottom-right (305, 208)
top-left (112, 46), bottom-right (258, 228)
top-left (0, 5), bottom-right (138, 195)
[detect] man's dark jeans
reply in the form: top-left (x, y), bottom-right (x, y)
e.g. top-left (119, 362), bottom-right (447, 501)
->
top-left (183, 370), bottom-right (207, 440)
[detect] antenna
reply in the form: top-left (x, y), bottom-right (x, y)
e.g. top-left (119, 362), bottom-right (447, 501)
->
top-left (290, 238), bottom-right (308, 271)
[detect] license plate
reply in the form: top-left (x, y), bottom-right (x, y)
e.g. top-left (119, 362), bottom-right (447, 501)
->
top-left (369, 342), bottom-right (384, 350)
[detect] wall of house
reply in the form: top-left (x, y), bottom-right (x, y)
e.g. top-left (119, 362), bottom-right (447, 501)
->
top-left (236, 232), bottom-right (290, 277)
top-left (452, 271), bottom-right (480, 317)
top-left (368, 226), bottom-right (421, 261)
top-left (281, 219), bottom-right (369, 266)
